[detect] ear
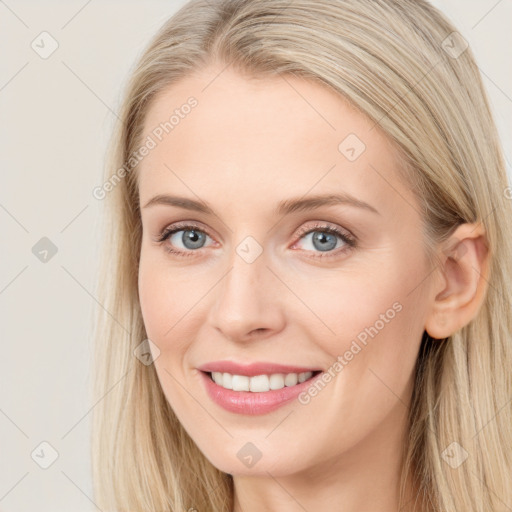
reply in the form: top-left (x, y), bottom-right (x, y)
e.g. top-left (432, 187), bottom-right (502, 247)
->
top-left (425, 223), bottom-right (490, 340)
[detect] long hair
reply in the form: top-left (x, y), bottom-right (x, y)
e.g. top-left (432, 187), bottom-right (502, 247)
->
top-left (91, 1), bottom-right (512, 510)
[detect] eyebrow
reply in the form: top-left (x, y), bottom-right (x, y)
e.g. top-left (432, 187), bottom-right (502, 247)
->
top-left (142, 192), bottom-right (380, 216)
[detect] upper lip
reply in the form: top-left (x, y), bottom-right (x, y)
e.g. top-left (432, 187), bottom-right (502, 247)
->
top-left (197, 360), bottom-right (322, 376)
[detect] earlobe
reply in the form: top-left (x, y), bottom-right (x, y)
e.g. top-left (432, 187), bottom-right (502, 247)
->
top-left (425, 223), bottom-right (490, 340)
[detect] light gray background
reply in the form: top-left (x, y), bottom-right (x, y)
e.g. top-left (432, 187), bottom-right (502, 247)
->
top-left (1, 1), bottom-right (510, 510)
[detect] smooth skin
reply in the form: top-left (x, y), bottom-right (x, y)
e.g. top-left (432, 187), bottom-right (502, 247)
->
top-left (137, 61), bottom-right (489, 512)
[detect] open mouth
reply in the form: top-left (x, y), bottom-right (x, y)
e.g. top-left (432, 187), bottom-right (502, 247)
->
top-left (205, 370), bottom-right (322, 393)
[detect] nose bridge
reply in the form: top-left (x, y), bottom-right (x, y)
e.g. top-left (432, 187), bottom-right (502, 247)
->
top-left (224, 231), bottom-right (269, 296)
top-left (207, 236), bottom-right (284, 341)
top-left (220, 243), bottom-right (268, 314)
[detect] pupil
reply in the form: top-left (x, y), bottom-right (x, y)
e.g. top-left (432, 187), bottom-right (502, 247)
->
top-left (180, 230), bottom-right (338, 252)
top-left (313, 232), bottom-right (336, 252)
top-left (183, 230), bottom-right (205, 249)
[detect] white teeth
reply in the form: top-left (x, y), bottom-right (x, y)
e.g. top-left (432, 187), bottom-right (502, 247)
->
top-left (269, 373), bottom-right (285, 390)
top-left (222, 372), bottom-right (233, 389)
top-left (210, 371), bottom-right (314, 392)
top-left (249, 374), bottom-right (269, 392)
top-left (298, 372), bottom-right (310, 383)
top-left (231, 375), bottom-right (250, 391)
top-left (284, 373), bottom-right (298, 386)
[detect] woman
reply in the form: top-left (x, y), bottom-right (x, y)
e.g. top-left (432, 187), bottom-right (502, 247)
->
top-left (91, 1), bottom-right (512, 510)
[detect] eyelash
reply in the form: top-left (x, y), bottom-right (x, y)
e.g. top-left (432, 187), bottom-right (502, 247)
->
top-left (156, 221), bottom-right (357, 259)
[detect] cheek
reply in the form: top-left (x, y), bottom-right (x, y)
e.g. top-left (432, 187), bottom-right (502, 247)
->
top-left (138, 260), bottom-right (170, 341)
top-left (294, 250), bottom-right (428, 408)
top-left (137, 253), bottom-right (190, 354)
top-left (138, 250), bottom-right (214, 372)
top-left (291, 256), bottom-right (424, 356)
top-left (138, 259), bottom-right (196, 412)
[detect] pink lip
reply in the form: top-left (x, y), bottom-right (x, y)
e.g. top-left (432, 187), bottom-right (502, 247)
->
top-left (197, 360), bottom-right (322, 376)
top-left (197, 363), bottom-right (323, 415)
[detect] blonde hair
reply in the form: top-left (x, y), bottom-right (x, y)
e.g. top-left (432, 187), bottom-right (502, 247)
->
top-left (91, 1), bottom-right (512, 510)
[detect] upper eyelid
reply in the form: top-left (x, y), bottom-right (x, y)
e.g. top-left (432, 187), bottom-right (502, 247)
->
top-left (161, 221), bottom-right (354, 247)
top-left (295, 221), bottom-right (353, 237)
top-left (160, 225), bottom-right (355, 261)
top-left (162, 220), bottom-right (347, 236)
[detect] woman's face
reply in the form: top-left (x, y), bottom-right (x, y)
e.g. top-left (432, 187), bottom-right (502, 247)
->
top-left (137, 63), bottom-right (435, 477)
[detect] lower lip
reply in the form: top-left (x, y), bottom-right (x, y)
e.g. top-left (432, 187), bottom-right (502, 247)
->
top-left (199, 371), bottom-right (323, 415)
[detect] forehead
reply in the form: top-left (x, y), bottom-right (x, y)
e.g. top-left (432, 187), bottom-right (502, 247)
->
top-left (142, 65), bottom-right (376, 156)
top-left (138, 64), bottom-right (410, 219)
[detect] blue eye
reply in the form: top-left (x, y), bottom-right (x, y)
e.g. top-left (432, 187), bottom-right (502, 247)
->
top-left (297, 230), bottom-right (344, 252)
top-left (292, 223), bottom-right (356, 257)
top-left (171, 229), bottom-right (208, 250)
top-left (157, 222), bottom-right (356, 258)
top-left (158, 224), bottom-right (213, 256)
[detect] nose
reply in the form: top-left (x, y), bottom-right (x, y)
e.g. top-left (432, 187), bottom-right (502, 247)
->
top-left (206, 248), bottom-right (286, 343)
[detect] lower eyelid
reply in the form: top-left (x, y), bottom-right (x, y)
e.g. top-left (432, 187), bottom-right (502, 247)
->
top-left (167, 229), bottom-right (214, 248)
top-left (159, 225), bottom-right (355, 257)
top-left (291, 238), bottom-right (353, 258)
